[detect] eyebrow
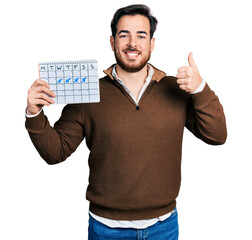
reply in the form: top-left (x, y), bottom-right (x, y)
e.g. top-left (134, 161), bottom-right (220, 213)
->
top-left (137, 31), bottom-right (148, 35)
top-left (118, 30), bottom-right (148, 35)
top-left (118, 30), bottom-right (130, 35)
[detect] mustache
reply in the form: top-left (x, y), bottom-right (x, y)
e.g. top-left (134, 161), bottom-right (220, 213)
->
top-left (123, 45), bottom-right (141, 52)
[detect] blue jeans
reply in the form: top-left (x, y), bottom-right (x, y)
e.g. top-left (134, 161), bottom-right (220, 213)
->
top-left (88, 208), bottom-right (179, 240)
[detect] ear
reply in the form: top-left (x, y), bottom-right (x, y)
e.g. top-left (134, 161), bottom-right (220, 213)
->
top-left (110, 36), bottom-right (115, 51)
top-left (150, 37), bottom-right (155, 53)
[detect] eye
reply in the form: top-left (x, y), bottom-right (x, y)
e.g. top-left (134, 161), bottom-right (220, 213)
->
top-left (138, 35), bottom-right (146, 39)
top-left (119, 35), bottom-right (128, 38)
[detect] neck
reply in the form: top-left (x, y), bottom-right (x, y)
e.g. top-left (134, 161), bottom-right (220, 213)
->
top-left (115, 64), bottom-right (148, 86)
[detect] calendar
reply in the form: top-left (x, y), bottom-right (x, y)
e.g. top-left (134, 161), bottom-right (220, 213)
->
top-left (39, 60), bottom-right (100, 104)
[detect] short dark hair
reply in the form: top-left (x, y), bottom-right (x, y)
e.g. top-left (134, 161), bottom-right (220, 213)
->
top-left (111, 4), bottom-right (158, 39)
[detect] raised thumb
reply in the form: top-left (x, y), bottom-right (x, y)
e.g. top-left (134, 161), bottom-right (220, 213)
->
top-left (188, 52), bottom-right (196, 66)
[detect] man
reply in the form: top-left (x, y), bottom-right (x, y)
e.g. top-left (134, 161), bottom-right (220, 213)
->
top-left (25, 4), bottom-right (227, 240)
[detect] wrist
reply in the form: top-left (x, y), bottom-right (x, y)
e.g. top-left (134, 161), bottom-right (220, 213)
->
top-left (25, 107), bottom-right (43, 118)
top-left (191, 80), bottom-right (206, 94)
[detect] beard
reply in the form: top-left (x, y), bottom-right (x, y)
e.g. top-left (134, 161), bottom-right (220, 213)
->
top-left (114, 45), bottom-right (151, 73)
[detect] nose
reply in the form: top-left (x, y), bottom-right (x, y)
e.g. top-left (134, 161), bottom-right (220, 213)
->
top-left (128, 36), bottom-right (137, 48)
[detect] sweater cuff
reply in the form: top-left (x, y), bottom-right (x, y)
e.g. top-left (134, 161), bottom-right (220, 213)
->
top-left (25, 109), bottom-right (47, 133)
top-left (191, 83), bottom-right (213, 104)
top-left (25, 108), bottom-right (43, 118)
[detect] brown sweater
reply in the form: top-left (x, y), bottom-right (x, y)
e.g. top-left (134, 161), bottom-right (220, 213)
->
top-left (25, 64), bottom-right (227, 220)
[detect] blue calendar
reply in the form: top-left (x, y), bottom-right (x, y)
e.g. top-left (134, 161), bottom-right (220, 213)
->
top-left (39, 60), bottom-right (100, 104)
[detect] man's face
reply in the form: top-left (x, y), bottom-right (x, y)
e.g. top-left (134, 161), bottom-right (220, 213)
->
top-left (110, 14), bottom-right (155, 73)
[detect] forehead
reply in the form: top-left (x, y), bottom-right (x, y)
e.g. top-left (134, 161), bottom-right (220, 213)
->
top-left (117, 15), bottom-right (150, 33)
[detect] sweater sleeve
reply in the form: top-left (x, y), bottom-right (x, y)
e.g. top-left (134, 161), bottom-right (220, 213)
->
top-left (25, 104), bottom-right (85, 164)
top-left (185, 83), bottom-right (227, 145)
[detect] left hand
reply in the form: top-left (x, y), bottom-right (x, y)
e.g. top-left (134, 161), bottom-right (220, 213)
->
top-left (176, 52), bottom-right (203, 93)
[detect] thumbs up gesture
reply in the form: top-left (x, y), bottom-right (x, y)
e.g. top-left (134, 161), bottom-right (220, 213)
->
top-left (176, 52), bottom-right (203, 93)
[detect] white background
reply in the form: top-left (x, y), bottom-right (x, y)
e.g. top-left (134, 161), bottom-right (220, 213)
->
top-left (0, 0), bottom-right (251, 239)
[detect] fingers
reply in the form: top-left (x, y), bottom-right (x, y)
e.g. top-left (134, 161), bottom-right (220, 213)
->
top-left (176, 52), bottom-right (202, 93)
top-left (177, 79), bottom-right (190, 92)
top-left (176, 69), bottom-right (193, 85)
top-left (177, 67), bottom-right (193, 76)
top-left (27, 79), bottom-right (56, 115)
top-left (176, 66), bottom-right (194, 91)
top-left (34, 84), bottom-right (56, 98)
top-left (31, 98), bottom-right (51, 107)
top-left (176, 78), bottom-right (188, 85)
top-left (176, 72), bottom-right (187, 79)
top-left (178, 84), bottom-right (189, 92)
top-left (177, 66), bottom-right (188, 73)
top-left (29, 79), bottom-right (55, 97)
top-left (176, 67), bottom-right (194, 93)
top-left (29, 90), bottom-right (55, 105)
top-left (31, 78), bottom-right (49, 88)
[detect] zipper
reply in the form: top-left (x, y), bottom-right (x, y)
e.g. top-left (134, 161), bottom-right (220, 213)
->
top-left (113, 80), bottom-right (136, 106)
top-left (113, 79), bottom-right (156, 110)
top-left (136, 80), bottom-right (156, 110)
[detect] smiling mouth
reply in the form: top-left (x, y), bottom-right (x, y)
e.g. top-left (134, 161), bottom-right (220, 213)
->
top-left (124, 51), bottom-right (140, 59)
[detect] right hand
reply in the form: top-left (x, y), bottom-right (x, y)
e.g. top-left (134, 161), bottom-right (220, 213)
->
top-left (26, 79), bottom-right (56, 115)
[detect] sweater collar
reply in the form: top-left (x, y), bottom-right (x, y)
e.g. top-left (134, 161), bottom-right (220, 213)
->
top-left (103, 64), bottom-right (166, 83)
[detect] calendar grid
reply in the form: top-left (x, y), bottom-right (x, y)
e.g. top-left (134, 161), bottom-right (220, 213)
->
top-left (87, 63), bottom-right (90, 102)
top-left (39, 60), bottom-right (100, 104)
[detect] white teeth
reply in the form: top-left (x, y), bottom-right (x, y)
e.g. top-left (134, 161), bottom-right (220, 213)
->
top-left (125, 52), bottom-right (139, 58)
